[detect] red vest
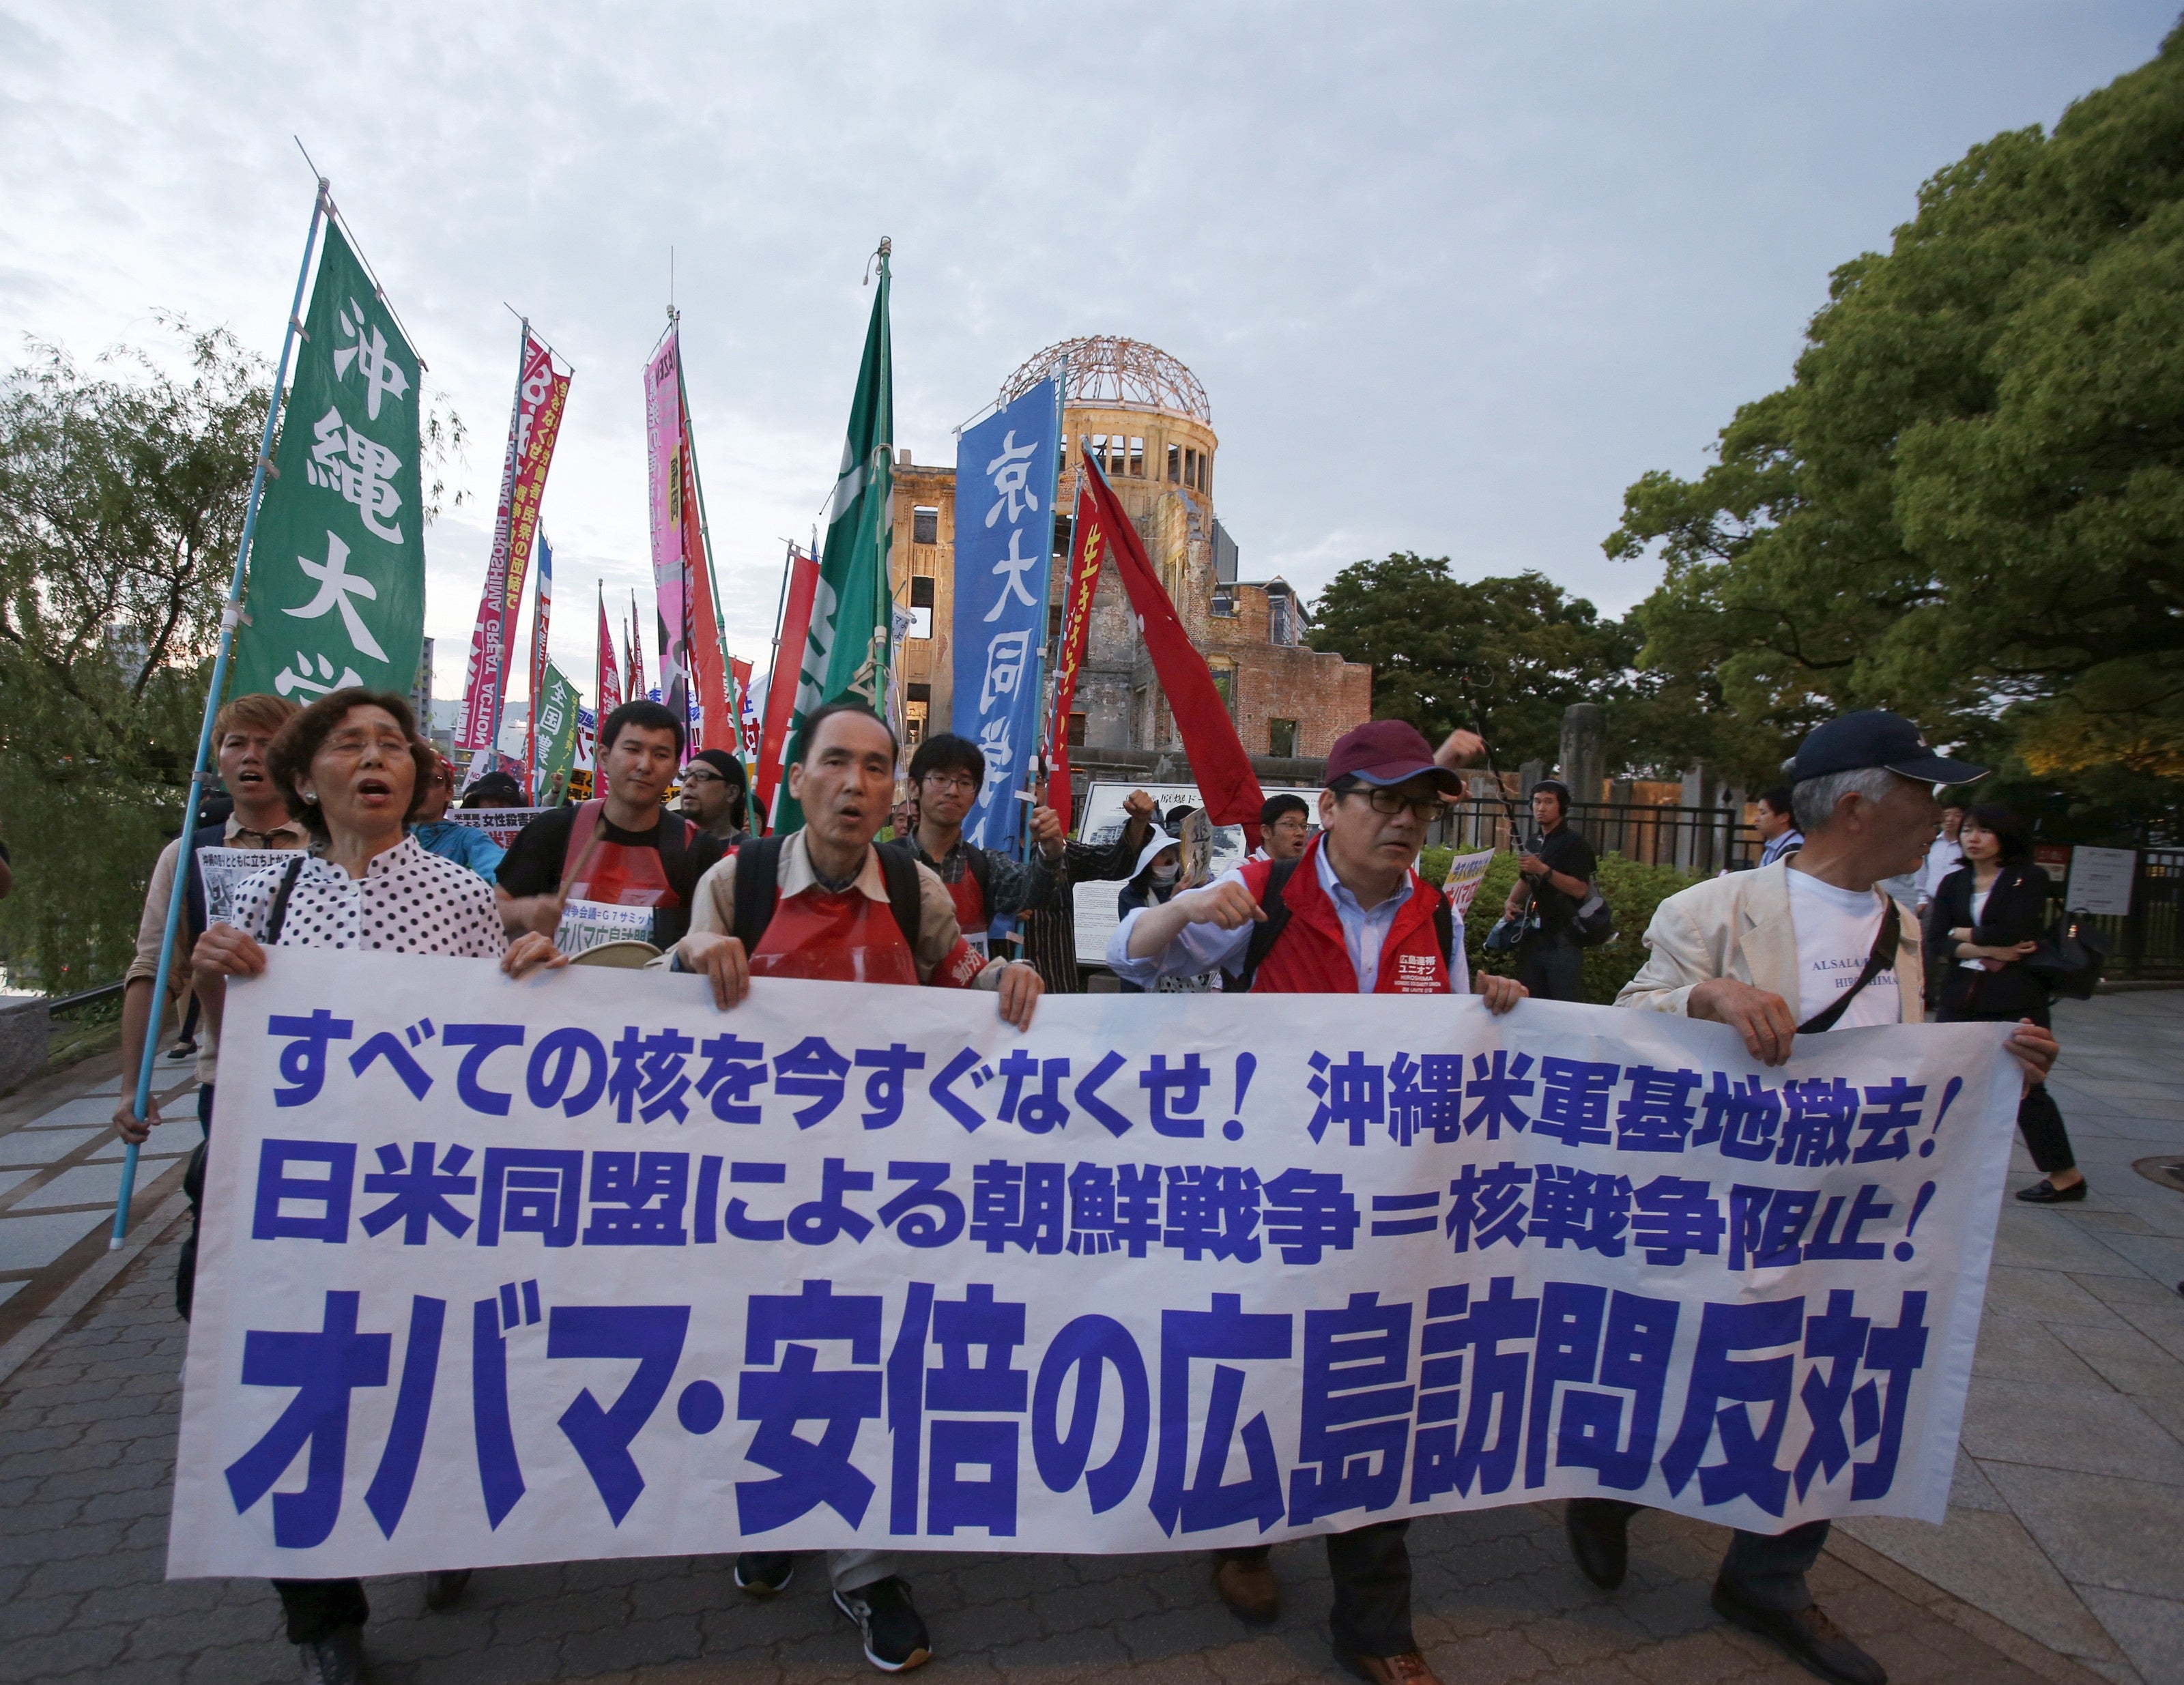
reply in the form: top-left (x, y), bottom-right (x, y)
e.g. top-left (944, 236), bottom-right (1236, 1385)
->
top-left (1238, 837), bottom-right (1451, 995)
top-left (560, 799), bottom-right (680, 908)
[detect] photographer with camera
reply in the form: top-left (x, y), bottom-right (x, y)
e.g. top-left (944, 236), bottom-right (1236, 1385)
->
top-left (1498, 777), bottom-right (1596, 1002)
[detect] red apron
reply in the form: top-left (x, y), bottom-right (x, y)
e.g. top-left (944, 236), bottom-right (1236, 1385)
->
top-left (748, 887), bottom-right (920, 987)
top-left (561, 799), bottom-right (679, 908)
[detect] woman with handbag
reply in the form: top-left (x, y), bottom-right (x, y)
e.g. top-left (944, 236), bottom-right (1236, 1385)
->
top-left (1926, 803), bottom-right (2083, 1204)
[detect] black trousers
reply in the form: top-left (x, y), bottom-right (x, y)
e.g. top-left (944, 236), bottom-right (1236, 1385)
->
top-left (1936, 998), bottom-right (2074, 1174)
top-left (1217, 1521), bottom-right (1413, 1656)
top-left (185, 1086), bottom-right (370, 1645)
top-left (1571, 1499), bottom-right (1830, 1612)
top-left (1516, 936), bottom-right (1586, 1003)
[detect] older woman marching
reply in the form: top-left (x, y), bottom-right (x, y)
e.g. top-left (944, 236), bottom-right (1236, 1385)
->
top-left (190, 688), bottom-right (564, 1685)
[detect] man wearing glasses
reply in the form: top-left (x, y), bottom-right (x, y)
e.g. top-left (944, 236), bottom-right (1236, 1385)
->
top-left (1252, 792), bottom-right (1314, 862)
top-left (897, 731), bottom-right (1065, 958)
top-left (1106, 719), bottom-right (1525, 1685)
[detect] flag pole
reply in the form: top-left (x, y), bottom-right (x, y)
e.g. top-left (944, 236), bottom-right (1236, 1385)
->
top-left (110, 176), bottom-right (330, 1249)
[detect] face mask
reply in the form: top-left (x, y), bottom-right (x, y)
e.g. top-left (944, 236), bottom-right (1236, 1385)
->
top-left (1151, 864), bottom-right (1179, 887)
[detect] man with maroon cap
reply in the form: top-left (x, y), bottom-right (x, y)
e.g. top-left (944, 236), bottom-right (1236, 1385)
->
top-left (1110, 718), bottom-right (1525, 1685)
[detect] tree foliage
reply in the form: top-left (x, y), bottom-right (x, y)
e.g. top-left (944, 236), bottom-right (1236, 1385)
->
top-left (0, 323), bottom-right (271, 992)
top-left (1308, 553), bottom-right (1638, 771)
top-left (1608, 23), bottom-right (2184, 818)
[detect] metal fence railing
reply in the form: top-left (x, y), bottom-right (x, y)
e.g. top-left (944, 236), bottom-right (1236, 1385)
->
top-left (2088, 848), bottom-right (2184, 981)
top-left (1428, 799), bottom-right (1763, 876)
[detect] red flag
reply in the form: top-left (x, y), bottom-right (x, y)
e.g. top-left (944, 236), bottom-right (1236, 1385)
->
top-left (1080, 457), bottom-right (1264, 833)
top-left (730, 658), bottom-right (756, 758)
top-left (596, 584), bottom-right (623, 715)
top-left (683, 452), bottom-right (732, 753)
top-left (1044, 481), bottom-right (1108, 834)
top-left (756, 548), bottom-right (820, 829)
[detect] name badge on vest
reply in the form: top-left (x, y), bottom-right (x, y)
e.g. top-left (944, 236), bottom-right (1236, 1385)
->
top-left (554, 899), bottom-right (657, 956)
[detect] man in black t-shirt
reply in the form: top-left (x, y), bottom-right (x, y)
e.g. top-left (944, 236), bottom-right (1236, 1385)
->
top-left (1501, 777), bottom-right (1596, 1002)
top-left (495, 700), bottom-right (727, 949)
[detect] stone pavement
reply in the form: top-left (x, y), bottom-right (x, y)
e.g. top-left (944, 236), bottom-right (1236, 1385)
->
top-left (1839, 989), bottom-right (2184, 1684)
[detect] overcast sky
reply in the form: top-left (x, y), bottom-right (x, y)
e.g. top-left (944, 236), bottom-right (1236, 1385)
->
top-left (3, 2), bottom-right (2173, 704)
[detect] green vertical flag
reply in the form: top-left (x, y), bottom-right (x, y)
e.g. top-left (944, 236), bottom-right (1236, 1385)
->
top-left (774, 243), bottom-right (894, 834)
top-left (231, 220), bottom-right (425, 706)
top-left (534, 663), bottom-right (581, 805)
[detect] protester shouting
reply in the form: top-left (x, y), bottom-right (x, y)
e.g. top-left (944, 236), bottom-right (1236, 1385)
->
top-left (186, 688), bottom-right (562, 1685)
top-left (1929, 803), bottom-right (2083, 1203)
top-left (1602, 710), bottom-right (2058, 1685)
top-left (115, 693), bottom-right (305, 1153)
top-left (680, 747), bottom-right (752, 843)
top-left (495, 699), bottom-right (728, 949)
top-left (902, 730), bottom-right (1063, 959)
top-left (1110, 719), bottom-right (1523, 1685)
top-left (663, 698), bottom-right (1041, 1671)
top-left (1017, 785), bottom-right (1158, 992)
top-left (1253, 792), bottom-right (1313, 862)
top-left (410, 753), bottom-right (506, 880)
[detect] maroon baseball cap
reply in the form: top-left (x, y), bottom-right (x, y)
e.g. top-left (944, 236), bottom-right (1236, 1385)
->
top-left (1324, 720), bottom-right (1463, 791)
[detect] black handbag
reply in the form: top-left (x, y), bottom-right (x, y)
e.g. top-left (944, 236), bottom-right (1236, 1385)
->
top-left (2025, 908), bottom-right (2108, 1001)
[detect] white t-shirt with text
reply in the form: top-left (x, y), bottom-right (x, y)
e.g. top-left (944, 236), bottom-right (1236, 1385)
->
top-left (1785, 867), bottom-right (1901, 1031)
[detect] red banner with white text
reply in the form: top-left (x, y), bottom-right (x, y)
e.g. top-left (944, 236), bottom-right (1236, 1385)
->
top-left (1043, 482), bottom-right (1106, 834)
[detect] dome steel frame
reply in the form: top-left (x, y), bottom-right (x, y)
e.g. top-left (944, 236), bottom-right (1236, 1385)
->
top-left (999, 336), bottom-right (1211, 424)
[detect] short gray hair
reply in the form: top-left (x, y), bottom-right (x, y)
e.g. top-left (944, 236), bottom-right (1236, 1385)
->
top-left (1792, 767), bottom-right (1897, 834)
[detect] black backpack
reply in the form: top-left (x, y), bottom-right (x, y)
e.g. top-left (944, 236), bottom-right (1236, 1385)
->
top-left (1227, 857), bottom-right (1454, 992)
top-left (731, 835), bottom-right (923, 953)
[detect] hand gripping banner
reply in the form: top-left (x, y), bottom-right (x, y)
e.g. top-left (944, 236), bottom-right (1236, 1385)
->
top-left (171, 951), bottom-right (2020, 1578)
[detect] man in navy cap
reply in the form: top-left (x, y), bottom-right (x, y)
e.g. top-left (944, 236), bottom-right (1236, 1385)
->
top-left (1581, 708), bottom-right (2059, 1685)
top-left (1112, 719), bottom-right (1525, 1685)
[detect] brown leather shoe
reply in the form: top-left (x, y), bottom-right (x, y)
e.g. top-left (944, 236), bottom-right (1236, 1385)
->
top-left (1711, 1579), bottom-right (1886, 1685)
top-left (1211, 1553), bottom-right (1280, 1624)
top-left (1337, 1651), bottom-right (1443, 1685)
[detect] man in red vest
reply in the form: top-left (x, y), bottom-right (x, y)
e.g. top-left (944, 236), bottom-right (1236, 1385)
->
top-left (665, 697), bottom-right (1041, 1674)
top-left (1110, 718), bottom-right (1525, 1685)
top-left (901, 731), bottom-right (1065, 960)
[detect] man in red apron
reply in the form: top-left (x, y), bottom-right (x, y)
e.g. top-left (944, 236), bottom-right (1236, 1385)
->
top-left (900, 731), bottom-right (1065, 961)
top-left (494, 700), bottom-right (727, 951)
top-left (1111, 719), bottom-right (1523, 1685)
top-left (668, 699), bottom-right (1041, 1674)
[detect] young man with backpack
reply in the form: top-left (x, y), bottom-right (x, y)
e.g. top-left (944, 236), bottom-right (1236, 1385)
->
top-left (901, 730), bottom-right (1065, 958)
top-left (1108, 719), bottom-right (1524, 1685)
top-left (663, 698), bottom-right (1041, 1673)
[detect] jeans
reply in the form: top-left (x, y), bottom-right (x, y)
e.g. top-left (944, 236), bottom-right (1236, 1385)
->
top-left (1572, 1499), bottom-right (1830, 1611)
top-left (1517, 936), bottom-right (1585, 1003)
top-left (1217, 1521), bottom-right (1413, 1656)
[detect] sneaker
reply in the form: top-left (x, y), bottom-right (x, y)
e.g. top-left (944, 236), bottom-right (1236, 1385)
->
top-left (833, 1574), bottom-right (932, 1672)
top-left (297, 1624), bottom-right (366, 1684)
top-left (735, 1551), bottom-right (796, 1596)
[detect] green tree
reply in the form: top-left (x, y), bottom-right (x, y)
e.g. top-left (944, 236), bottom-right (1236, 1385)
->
top-left (1308, 554), bottom-right (1637, 769)
top-left (0, 323), bottom-right (270, 993)
top-left (1608, 23), bottom-right (2184, 814)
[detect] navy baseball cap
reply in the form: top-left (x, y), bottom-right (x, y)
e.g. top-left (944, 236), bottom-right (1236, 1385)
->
top-left (1325, 720), bottom-right (1463, 791)
top-left (1791, 710), bottom-right (1988, 785)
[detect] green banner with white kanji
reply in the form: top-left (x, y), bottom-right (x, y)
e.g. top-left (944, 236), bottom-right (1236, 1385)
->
top-left (231, 220), bottom-right (425, 706)
top-left (534, 663), bottom-right (581, 805)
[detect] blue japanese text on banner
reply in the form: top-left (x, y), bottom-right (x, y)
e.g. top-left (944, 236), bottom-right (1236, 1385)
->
top-left (169, 950), bottom-right (2020, 1579)
top-left (950, 380), bottom-right (1059, 852)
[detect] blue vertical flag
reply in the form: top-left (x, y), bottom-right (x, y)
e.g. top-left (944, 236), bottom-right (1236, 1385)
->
top-left (951, 379), bottom-right (1060, 852)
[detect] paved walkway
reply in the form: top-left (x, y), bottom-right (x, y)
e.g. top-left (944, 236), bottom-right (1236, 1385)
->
top-left (1, 1000), bottom-right (2181, 1684)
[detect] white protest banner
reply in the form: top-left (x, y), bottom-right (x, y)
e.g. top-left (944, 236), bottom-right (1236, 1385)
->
top-left (172, 950), bottom-right (2020, 1579)
top-left (1440, 848), bottom-right (1498, 920)
top-left (445, 807), bottom-right (550, 853)
top-left (2065, 845), bottom-right (2136, 917)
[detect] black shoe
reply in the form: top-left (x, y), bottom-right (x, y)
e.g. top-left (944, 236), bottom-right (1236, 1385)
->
top-left (297, 1624), bottom-right (366, 1685)
top-left (2015, 1178), bottom-right (2086, 1203)
top-left (167, 1040), bottom-right (197, 1060)
top-left (735, 1551), bottom-right (795, 1596)
top-left (1711, 1579), bottom-right (1886, 1685)
top-left (1564, 1498), bottom-right (1630, 1590)
top-left (833, 1575), bottom-right (932, 1673)
top-left (422, 1568), bottom-right (472, 1611)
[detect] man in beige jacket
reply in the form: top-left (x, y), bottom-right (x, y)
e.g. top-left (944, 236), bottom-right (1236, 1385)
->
top-left (1574, 710), bottom-right (2058, 1685)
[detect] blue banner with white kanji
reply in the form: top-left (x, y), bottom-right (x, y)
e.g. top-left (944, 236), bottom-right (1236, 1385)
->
top-left (949, 381), bottom-right (1059, 853)
top-left (169, 949), bottom-right (2020, 1577)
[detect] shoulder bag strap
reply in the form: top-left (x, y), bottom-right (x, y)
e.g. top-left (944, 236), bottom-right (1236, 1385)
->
top-left (1796, 899), bottom-right (1902, 1035)
top-left (261, 856), bottom-right (307, 948)
top-left (876, 843), bottom-right (925, 953)
top-left (732, 835), bottom-right (786, 951)
top-left (1231, 858), bottom-right (1300, 993)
